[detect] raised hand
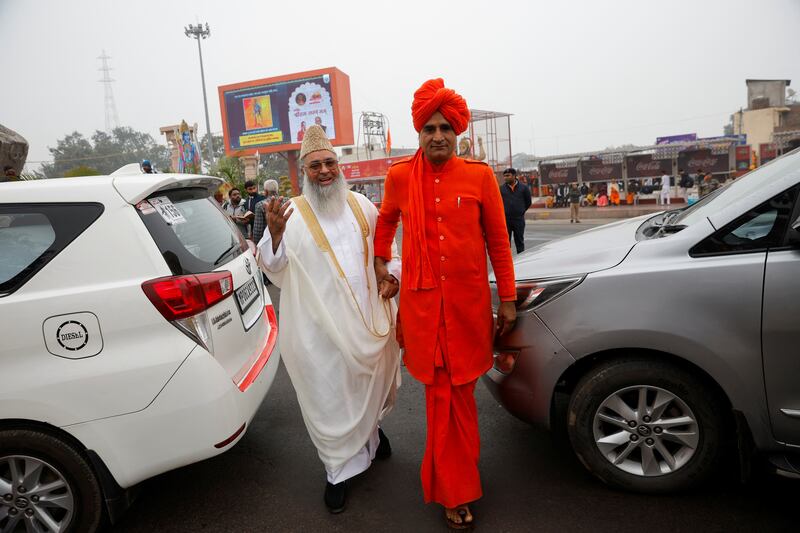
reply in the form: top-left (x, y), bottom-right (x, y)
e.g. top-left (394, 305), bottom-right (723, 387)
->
top-left (266, 196), bottom-right (294, 253)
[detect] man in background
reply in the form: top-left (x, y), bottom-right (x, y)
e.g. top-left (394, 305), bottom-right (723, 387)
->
top-left (222, 187), bottom-right (250, 237)
top-left (252, 180), bottom-right (280, 245)
top-left (244, 179), bottom-right (264, 240)
top-left (500, 167), bottom-right (532, 253)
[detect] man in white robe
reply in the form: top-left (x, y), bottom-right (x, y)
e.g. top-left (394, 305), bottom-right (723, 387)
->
top-left (257, 125), bottom-right (401, 513)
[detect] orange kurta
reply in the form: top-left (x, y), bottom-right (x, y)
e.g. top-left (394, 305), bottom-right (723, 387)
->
top-left (374, 155), bottom-right (516, 386)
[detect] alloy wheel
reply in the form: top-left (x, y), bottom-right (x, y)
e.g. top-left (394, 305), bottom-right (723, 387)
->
top-left (0, 454), bottom-right (74, 532)
top-left (592, 385), bottom-right (700, 476)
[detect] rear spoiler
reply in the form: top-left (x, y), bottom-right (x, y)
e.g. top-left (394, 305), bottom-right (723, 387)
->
top-left (112, 174), bottom-right (223, 204)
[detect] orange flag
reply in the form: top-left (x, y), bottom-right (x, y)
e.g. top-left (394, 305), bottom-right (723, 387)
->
top-left (385, 128), bottom-right (392, 156)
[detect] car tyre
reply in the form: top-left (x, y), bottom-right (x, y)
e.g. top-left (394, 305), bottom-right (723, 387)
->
top-left (0, 428), bottom-right (103, 532)
top-left (567, 358), bottom-right (723, 493)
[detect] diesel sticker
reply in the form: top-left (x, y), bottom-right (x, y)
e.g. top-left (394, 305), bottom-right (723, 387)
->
top-left (43, 312), bottom-right (104, 359)
top-left (56, 320), bottom-right (89, 351)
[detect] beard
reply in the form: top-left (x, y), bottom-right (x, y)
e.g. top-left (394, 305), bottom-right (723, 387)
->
top-left (303, 172), bottom-right (348, 217)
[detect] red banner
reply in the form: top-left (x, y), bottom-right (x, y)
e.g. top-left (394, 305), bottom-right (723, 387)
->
top-left (625, 154), bottom-right (669, 178)
top-left (678, 149), bottom-right (730, 174)
top-left (539, 164), bottom-right (577, 184)
top-left (339, 156), bottom-right (409, 180)
top-left (735, 145), bottom-right (751, 171)
top-left (760, 143), bottom-right (777, 164)
top-left (580, 160), bottom-right (622, 182)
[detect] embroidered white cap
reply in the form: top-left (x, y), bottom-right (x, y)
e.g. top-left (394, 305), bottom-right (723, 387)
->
top-left (299, 124), bottom-right (335, 160)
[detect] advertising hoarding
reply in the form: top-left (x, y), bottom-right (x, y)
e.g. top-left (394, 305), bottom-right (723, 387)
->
top-left (625, 154), bottom-right (669, 178)
top-left (678, 149), bottom-right (730, 174)
top-left (580, 160), bottom-right (622, 182)
top-left (218, 67), bottom-right (354, 156)
top-left (539, 164), bottom-right (576, 184)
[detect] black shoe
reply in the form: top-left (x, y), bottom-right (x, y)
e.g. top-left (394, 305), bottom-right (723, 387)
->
top-left (324, 481), bottom-right (346, 514)
top-left (375, 428), bottom-right (392, 460)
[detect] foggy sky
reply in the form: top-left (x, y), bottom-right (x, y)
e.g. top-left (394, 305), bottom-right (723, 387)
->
top-left (2, 0), bottom-right (799, 172)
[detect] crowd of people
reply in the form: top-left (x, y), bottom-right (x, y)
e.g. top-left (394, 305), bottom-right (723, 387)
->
top-left (544, 167), bottom-right (726, 211)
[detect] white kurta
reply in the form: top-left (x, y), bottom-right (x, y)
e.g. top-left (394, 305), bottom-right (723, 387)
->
top-left (257, 192), bottom-right (401, 483)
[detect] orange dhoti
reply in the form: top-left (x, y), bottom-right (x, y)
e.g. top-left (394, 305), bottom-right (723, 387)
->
top-left (421, 322), bottom-right (482, 508)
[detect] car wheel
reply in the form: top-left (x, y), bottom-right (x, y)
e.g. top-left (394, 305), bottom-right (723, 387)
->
top-left (0, 428), bottom-right (103, 532)
top-left (567, 358), bottom-right (723, 493)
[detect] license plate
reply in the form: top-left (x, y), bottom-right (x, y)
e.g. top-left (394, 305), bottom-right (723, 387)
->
top-left (235, 277), bottom-right (259, 314)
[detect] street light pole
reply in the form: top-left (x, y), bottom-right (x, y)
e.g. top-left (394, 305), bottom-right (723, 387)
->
top-left (184, 22), bottom-right (215, 166)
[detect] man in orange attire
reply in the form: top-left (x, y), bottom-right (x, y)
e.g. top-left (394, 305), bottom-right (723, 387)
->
top-left (373, 78), bottom-right (517, 529)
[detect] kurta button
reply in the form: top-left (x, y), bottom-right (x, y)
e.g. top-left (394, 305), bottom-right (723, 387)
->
top-left (441, 275), bottom-right (446, 281)
top-left (439, 235), bottom-right (444, 240)
top-left (435, 197), bottom-right (441, 203)
top-left (440, 256), bottom-right (446, 261)
top-left (435, 178), bottom-right (440, 184)
top-left (437, 216), bottom-right (442, 222)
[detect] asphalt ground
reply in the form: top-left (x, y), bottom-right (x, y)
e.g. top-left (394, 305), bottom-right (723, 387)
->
top-left (111, 221), bottom-right (795, 533)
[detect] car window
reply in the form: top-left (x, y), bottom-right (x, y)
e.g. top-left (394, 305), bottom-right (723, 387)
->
top-left (0, 213), bottom-right (55, 285)
top-left (690, 185), bottom-right (799, 256)
top-left (137, 188), bottom-right (246, 275)
top-left (0, 204), bottom-right (104, 296)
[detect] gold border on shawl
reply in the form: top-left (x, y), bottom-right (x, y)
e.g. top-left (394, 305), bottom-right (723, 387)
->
top-left (293, 193), bottom-right (392, 338)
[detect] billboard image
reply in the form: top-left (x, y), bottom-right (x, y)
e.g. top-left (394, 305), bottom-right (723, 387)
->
top-left (218, 67), bottom-right (353, 156)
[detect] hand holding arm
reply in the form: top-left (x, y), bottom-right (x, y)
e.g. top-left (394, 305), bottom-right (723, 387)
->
top-left (374, 256), bottom-right (399, 299)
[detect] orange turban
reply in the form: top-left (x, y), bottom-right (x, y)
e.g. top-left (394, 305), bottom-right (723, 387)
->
top-left (403, 79), bottom-right (471, 290)
top-left (411, 78), bottom-right (471, 134)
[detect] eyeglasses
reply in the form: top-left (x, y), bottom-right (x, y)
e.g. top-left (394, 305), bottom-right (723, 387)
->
top-left (305, 158), bottom-right (339, 173)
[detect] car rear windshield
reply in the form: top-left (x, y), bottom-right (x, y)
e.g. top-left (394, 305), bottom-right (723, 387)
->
top-left (136, 188), bottom-right (246, 275)
top-left (0, 203), bottom-right (104, 297)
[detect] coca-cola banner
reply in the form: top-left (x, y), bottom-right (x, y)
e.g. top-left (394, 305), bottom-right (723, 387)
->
top-left (678, 149), bottom-right (730, 174)
top-left (539, 164), bottom-right (577, 184)
top-left (580, 161), bottom-right (622, 182)
top-left (625, 154), bottom-right (670, 178)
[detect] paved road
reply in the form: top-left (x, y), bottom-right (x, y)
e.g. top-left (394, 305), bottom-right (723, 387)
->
top-left (111, 221), bottom-right (795, 533)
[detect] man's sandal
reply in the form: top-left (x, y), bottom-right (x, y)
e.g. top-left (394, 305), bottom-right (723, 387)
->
top-left (445, 506), bottom-right (474, 530)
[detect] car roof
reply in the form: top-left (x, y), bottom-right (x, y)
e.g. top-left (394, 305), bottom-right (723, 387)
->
top-left (0, 174), bottom-right (222, 205)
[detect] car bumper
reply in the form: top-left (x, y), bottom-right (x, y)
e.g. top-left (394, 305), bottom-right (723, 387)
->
top-left (62, 343), bottom-right (281, 489)
top-left (481, 311), bottom-right (575, 427)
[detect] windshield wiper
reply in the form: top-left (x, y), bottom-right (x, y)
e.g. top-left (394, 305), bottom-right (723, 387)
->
top-left (657, 224), bottom-right (687, 235)
top-left (213, 242), bottom-right (238, 265)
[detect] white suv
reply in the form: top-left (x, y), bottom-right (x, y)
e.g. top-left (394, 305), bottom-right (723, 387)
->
top-left (0, 172), bottom-right (280, 531)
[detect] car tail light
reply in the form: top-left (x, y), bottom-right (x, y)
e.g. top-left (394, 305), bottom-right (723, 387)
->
top-left (493, 350), bottom-right (519, 374)
top-left (142, 272), bottom-right (233, 352)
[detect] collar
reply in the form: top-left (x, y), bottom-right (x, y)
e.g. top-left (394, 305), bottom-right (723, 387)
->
top-left (422, 153), bottom-right (459, 174)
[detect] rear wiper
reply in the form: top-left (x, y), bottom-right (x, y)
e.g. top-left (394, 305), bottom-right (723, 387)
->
top-left (213, 242), bottom-right (238, 265)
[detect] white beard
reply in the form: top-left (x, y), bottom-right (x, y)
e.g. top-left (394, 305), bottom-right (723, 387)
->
top-left (303, 173), bottom-right (348, 217)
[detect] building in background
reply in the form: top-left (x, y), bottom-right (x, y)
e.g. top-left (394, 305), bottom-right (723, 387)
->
top-left (730, 79), bottom-right (800, 164)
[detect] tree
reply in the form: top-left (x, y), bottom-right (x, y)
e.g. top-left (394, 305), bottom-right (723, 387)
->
top-left (200, 133), bottom-right (225, 167)
top-left (63, 165), bottom-right (101, 177)
top-left (42, 127), bottom-right (171, 177)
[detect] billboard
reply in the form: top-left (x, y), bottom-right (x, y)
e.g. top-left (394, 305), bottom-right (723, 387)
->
top-left (626, 154), bottom-right (669, 178)
top-left (656, 133), bottom-right (697, 145)
top-left (218, 67), bottom-right (354, 156)
top-left (677, 149), bottom-right (730, 174)
top-left (539, 164), bottom-right (576, 184)
top-left (580, 160), bottom-right (622, 182)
